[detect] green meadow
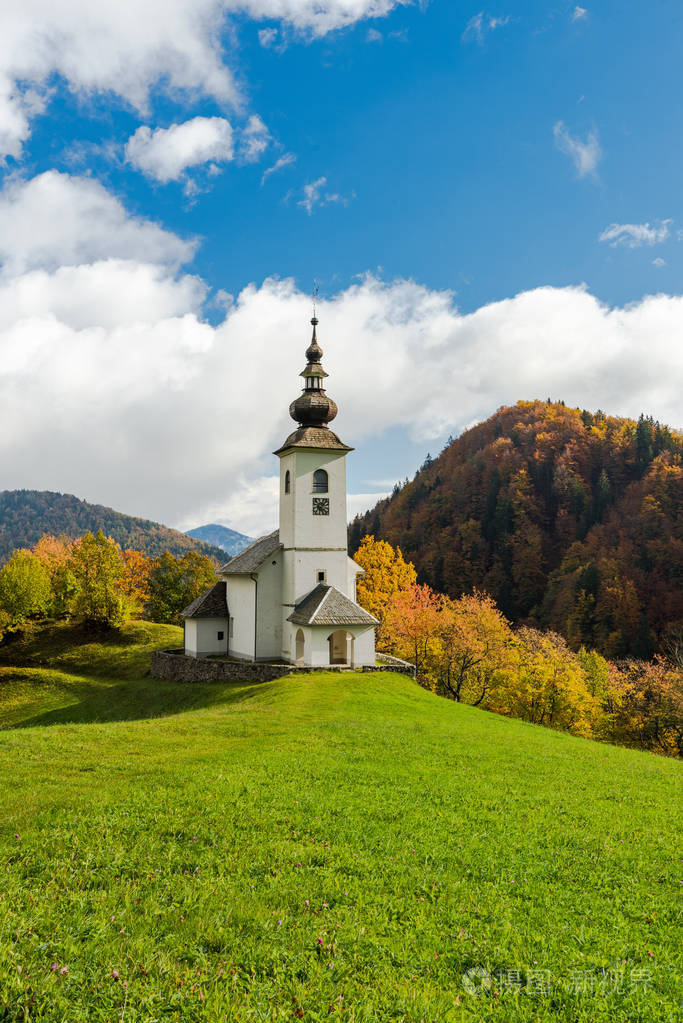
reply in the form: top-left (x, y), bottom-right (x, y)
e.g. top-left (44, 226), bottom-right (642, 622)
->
top-left (0, 622), bottom-right (680, 1021)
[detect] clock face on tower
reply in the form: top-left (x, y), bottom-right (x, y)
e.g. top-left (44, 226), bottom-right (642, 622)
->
top-left (312, 497), bottom-right (330, 516)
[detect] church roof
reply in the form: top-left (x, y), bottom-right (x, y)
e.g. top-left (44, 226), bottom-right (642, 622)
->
top-left (274, 426), bottom-right (353, 455)
top-left (181, 580), bottom-right (229, 619)
top-left (288, 583), bottom-right (378, 627)
top-left (220, 530), bottom-right (282, 575)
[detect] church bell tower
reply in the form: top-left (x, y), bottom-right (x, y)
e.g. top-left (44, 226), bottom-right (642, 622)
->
top-left (275, 314), bottom-right (354, 626)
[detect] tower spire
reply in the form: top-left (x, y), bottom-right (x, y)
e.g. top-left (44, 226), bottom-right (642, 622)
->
top-left (288, 309), bottom-right (338, 429)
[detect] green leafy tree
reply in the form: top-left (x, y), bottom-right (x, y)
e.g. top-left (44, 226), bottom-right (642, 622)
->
top-left (68, 531), bottom-right (128, 628)
top-left (146, 551), bottom-right (217, 624)
top-left (0, 550), bottom-right (53, 628)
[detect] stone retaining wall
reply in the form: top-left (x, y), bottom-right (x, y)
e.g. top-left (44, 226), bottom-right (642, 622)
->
top-left (151, 649), bottom-right (415, 684)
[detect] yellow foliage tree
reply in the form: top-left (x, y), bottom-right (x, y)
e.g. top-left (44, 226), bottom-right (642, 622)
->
top-left (513, 627), bottom-right (602, 737)
top-left (354, 535), bottom-right (417, 633)
top-left (120, 549), bottom-right (153, 614)
top-left (435, 592), bottom-right (515, 705)
top-left (32, 534), bottom-right (77, 616)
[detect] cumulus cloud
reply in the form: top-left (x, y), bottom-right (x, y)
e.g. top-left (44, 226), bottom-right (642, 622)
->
top-left (0, 1), bottom-right (403, 158)
top-left (599, 220), bottom-right (672, 248)
top-left (572, 6), bottom-right (588, 21)
top-left (125, 117), bottom-right (234, 183)
top-left (0, 170), bottom-right (196, 274)
top-left (1, 172), bottom-right (681, 536)
top-left (553, 121), bottom-right (602, 178)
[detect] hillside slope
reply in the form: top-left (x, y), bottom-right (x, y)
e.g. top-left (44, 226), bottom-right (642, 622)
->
top-left (186, 522), bottom-right (253, 555)
top-left (350, 401), bottom-right (683, 658)
top-left (0, 621), bottom-right (679, 1020)
top-left (0, 489), bottom-right (225, 563)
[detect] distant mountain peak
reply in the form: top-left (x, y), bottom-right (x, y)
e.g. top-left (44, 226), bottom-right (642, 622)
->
top-left (185, 523), bottom-right (254, 556)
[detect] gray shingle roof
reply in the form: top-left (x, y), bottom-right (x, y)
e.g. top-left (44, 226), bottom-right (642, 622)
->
top-left (274, 426), bottom-right (353, 455)
top-left (181, 580), bottom-right (228, 619)
top-left (288, 583), bottom-right (378, 627)
top-left (220, 530), bottom-right (282, 575)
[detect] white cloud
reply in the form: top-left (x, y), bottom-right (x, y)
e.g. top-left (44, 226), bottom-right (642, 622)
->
top-left (297, 176), bottom-right (354, 214)
top-left (0, 1), bottom-right (404, 159)
top-left (258, 27), bottom-right (280, 47)
top-left (553, 121), bottom-right (602, 178)
top-left (1, 172), bottom-right (682, 536)
top-left (652, 257), bottom-right (667, 268)
top-left (367, 28), bottom-right (383, 42)
top-left (261, 152), bottom-right (296, 185)
top-left (572, 6), bottom-right (588, 21)
top-left (239, 114), bottom-right (270, 163)
top-left (599, 220), bottom-right (672, 248)
top-left (0, 170), bottom-right (195, 274)
top-left (125, 117), bottom-right (234, 183)
top-left (462, 12), bottom-right (510, 44)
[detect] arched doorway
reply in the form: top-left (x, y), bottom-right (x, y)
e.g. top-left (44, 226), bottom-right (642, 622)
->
top-left (328, 630), bottom-right (354, 667)
top-left (295, 629), bottom-right (305, 666)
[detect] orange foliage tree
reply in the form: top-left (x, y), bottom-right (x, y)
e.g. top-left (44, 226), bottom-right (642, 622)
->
top-left (120, 549), bottom-right (153, 614)
top-left (382, 583), bottom-right (441, 681)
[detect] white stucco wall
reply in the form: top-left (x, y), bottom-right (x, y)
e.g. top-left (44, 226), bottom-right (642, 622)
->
top-left (225, 575), bottom-right (256, 660)
top-left (255, 557), bottom-right (283, 660)
top-left (185, 619), bottom-right (198, 657)
top-left (352, 627), bottom-right (375, 667)
top-left (184, 618), bottom-right (229, 658)
top-left (347, 557), bottom-right (363, 601)
top-left (278, 448), bottom-right (348, 552)
top-left (307, 624), bottom-right (375, 667)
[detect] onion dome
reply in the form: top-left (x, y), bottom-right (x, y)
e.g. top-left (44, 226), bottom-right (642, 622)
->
top-left (289, 316), bottom-right (338, 428)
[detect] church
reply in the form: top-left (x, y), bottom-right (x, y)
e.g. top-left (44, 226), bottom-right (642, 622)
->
top-left (181, 315), bottom-right (378, 667)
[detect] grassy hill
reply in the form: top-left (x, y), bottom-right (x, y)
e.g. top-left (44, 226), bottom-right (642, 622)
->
top-left (0, 623), bottom-right (679, 1020)
top-left (0, 490), bottom-right (225, 563)
top-left (350, 401), bottom-right (683, 659)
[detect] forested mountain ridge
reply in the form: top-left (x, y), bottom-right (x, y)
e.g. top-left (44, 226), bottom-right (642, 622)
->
top-left (0, 490), bottom-right (225, 563)
top-left (349, 401), bottom-right (682, 658)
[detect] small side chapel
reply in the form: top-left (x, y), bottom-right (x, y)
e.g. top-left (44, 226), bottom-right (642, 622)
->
top-left (181, 315), bottom-right (377, 667)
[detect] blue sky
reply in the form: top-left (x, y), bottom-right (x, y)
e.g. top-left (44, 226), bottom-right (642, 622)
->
top-left (1, 1), bottom-right (681, 536)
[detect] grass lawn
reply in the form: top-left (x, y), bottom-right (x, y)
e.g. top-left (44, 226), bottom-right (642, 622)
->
top-left (0, 621), bottom-right (680, 1021)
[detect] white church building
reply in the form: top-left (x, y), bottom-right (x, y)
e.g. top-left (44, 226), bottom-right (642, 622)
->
top-left (181, 315), bottom-right (377, 668)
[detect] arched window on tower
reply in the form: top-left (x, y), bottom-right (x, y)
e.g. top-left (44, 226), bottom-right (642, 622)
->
top-left (312, 469), bottom-right (328, 493)
top-left (284, 470), bottom-right (291, 494)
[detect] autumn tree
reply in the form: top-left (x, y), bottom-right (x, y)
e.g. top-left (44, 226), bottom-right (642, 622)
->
top-left (119, 549), bottom-right (153, 615)
top-left (0, 550), bottom-right (53, 629)
top-left (354, 535), bottom-right (417, 630)
top-left (146, 551), bottom-right (217, 624)
top-left (68, 531), bottom-right (128, 628)
top-left (32, 534), bottom-right (77, 616)
top-left (513, 627), bottom-right (601, 737)
top-left (435, 592), bottom-right (515, 705)
top-left (609, 658), bottom-right (683, 757)
top-left (382, 583), bottom-right (441, 682)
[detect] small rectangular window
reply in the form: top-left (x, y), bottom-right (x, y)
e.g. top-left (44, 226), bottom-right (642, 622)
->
top-left (217, 631), bottom-right (224, 641)
top-left (317, 570), bottom-right (326, 583)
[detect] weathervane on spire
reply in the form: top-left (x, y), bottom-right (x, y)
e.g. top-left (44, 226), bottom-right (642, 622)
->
top-left (312, 279), bottom-right (319, 321)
